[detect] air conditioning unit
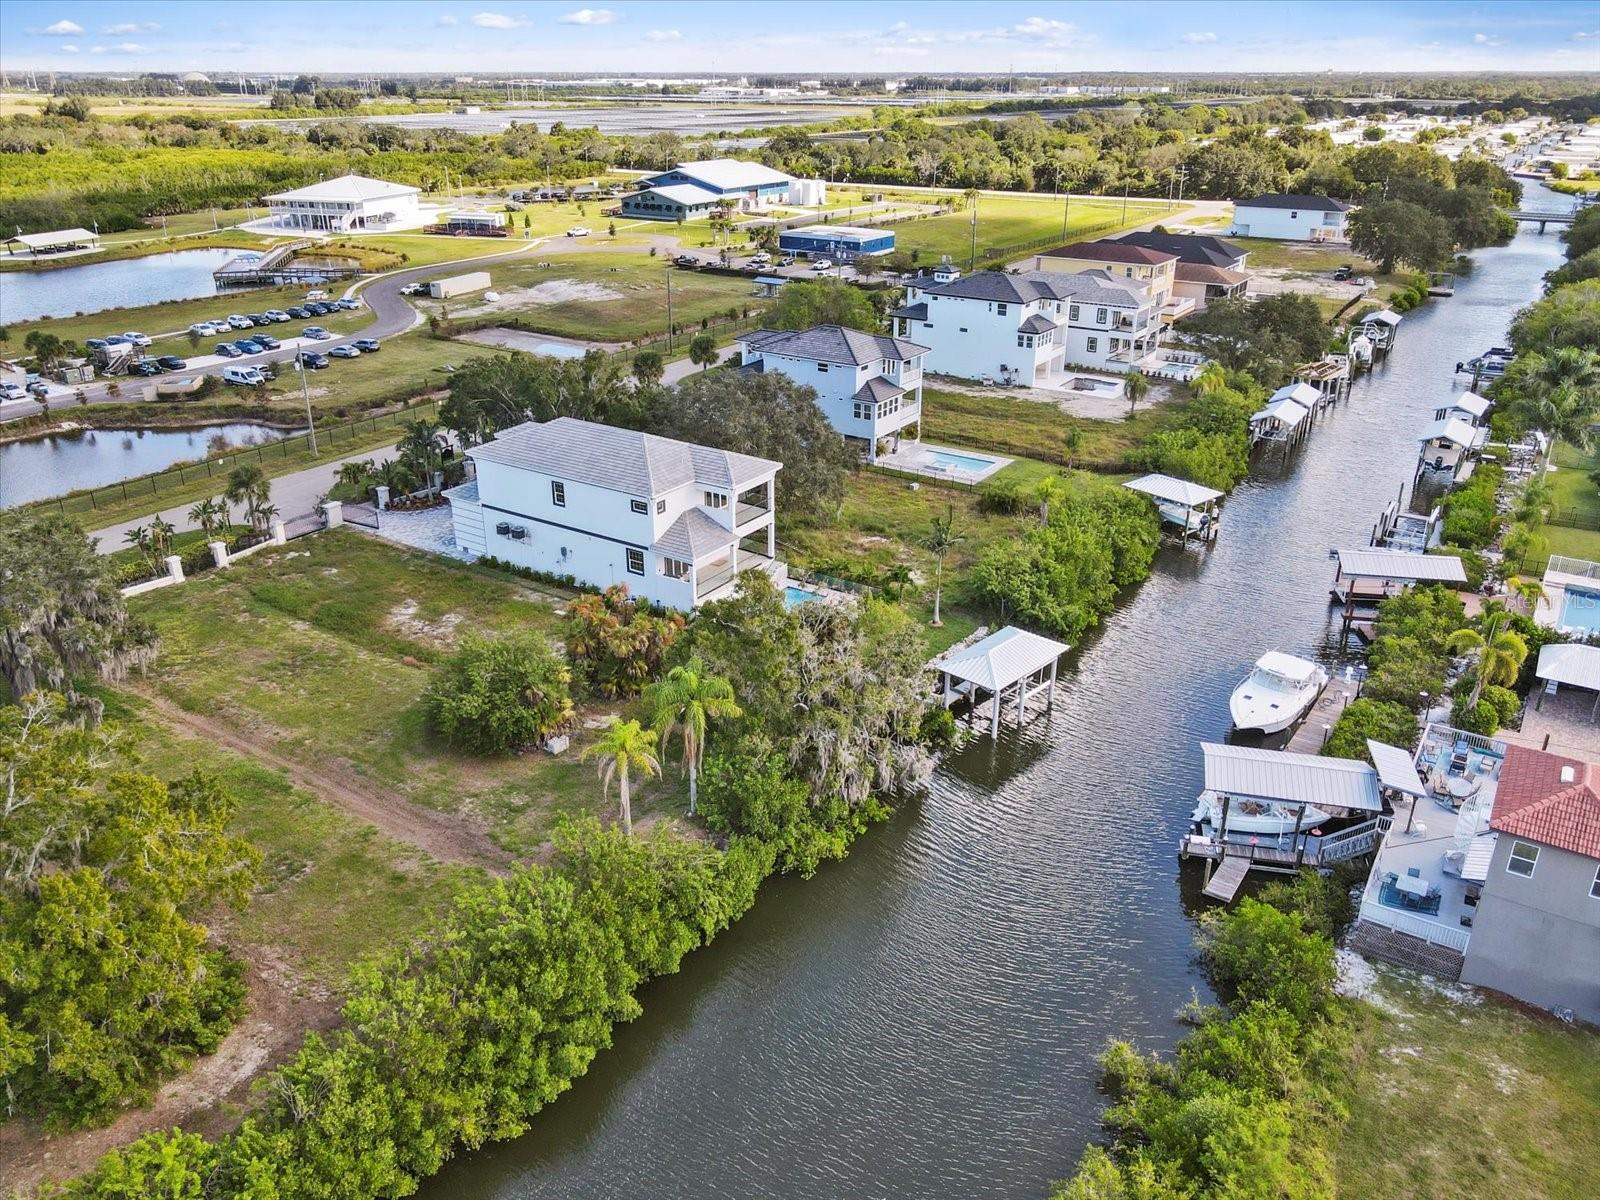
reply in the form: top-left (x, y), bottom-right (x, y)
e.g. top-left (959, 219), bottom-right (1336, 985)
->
top-left (495, 521), bottom-right (511, 536)
top-left (511, 526), bottom-right (527, 540)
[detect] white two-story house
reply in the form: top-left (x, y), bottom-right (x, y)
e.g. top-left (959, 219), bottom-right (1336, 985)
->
top-left (1230, 193), bottom-right (1352, 242)
top-left (890, 269), bottom-right (1160, 381)
top-left (737, 324), bottom-right (930, 462)
top-left (445, 417), bottom-right (783, 610)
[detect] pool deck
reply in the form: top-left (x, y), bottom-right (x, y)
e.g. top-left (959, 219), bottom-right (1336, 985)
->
top-left (453, 328), bottom-right (618, 358)
top-left (875, 440), bottom-right (1014, 485)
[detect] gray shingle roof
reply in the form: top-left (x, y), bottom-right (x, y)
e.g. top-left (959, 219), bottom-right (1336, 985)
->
top-left (1237, 193), bottom-right (1352, 212)
top-left (654, 507), bottom-right (736, 560)
top-left (888, 301), bottom-right (928, 321)
top-left (1018, 313), bottom-right (1058, 334)
top-left (853, 376), bottom-right (907, 404)
top-left (1115, 231), bottom-right (1247, 268)
top-left (1039, 240), bottom-right (1176, 265)
top-left (915, 269), bottom-right (1142, 308)
top-left (741, 323), bottom-right (928, 366)
top-left (469, 417), bottom-right (780, 497)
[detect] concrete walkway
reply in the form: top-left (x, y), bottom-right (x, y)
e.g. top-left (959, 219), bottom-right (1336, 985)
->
top-left (87, 446), bottom-right (380, 553)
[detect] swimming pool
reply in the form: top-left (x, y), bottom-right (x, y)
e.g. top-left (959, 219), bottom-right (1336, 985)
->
top-left (928, 449), bottom-right (1000, 472)
top-left (1560, 586), bottom-right (1600, 633)
top-left (783, 585), bottom-right (825, 607)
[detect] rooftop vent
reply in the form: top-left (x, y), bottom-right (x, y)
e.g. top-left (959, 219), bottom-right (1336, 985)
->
top-left (1561, 765), bottom-right (1577, 784)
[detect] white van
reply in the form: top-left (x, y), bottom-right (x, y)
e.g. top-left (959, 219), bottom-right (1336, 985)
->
top-left (222, 365), bottom-right (267, 387)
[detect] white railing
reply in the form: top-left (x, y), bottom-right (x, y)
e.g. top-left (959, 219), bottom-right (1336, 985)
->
top-left (1358, 896), bottom-right (1471, 953)
top-left (1317, 818), bottom-right (1384, 863)
top-left (1546, 555), bottom-right (1600, 583)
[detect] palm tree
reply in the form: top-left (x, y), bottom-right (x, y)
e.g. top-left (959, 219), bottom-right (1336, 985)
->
top-left (224, 464), bottom-right (269, 531)
top-left (1191, 362), bottom-right (1229, 397)
top-left (688, 332), bottom-right (718, 371)
top-left (335, 459), bottom-right (377, 493)
top-left (880, 563), bottom-right (914, 599)
top-left (922, 504), bottom-right (966, 628)
top-left (1062, 427), bottom-right (1083, 471)
top-left (1034, 475), bottom-right (1067, 527)
top-left (396, 419), bottom-right (447, 492)
top-left (644, 658), bottom-right (741, 817)
top-left (1125, 370), bottom-right (1150, 416)
top-left (148, 516), bottom-right (175, 558)
top-left (1447, 617), bottom-right (1529, 709)
top-left (580, 719), bottom-right (660, 836)
top-left (1506, 574), bottom-right (1545, 614)
top-left (188, 496), bottom-right (226, 539)
top-left (1507, 347), bottom-right (1600, 454)
top-left (124, 524), bottom-right (152, 567)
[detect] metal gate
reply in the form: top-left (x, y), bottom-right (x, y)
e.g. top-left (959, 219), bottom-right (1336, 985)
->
top-left (342, 502), bottom-right (381, 530)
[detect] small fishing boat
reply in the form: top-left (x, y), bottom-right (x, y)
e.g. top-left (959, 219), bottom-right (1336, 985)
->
top-left (1191, 789), bottom-right (1331, 838)
top-left (1229, 651), bottom-right (1328, 734)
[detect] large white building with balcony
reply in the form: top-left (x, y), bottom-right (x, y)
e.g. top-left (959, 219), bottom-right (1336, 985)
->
top-left (445, 418), bottom-right (782, 609)
top-left (737, 324), bottom-right (929, 462)
top-left (263, 173), bottom-right (426, 232)
top-left (889, 269), bottom-right (1160, 382)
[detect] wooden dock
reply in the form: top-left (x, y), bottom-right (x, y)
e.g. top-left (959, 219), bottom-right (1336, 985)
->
top-left (1202, 856), bottom-right (1251, 902)
top-left (1284, 674), bottom-right (1361, 754)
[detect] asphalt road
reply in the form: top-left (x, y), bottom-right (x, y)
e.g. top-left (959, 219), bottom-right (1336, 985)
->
top-left (0, 244), bottom-right (541, 424)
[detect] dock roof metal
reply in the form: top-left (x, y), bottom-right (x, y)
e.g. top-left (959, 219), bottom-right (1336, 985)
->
top-left (933, 626), bottom-right (1070, 693)
top-left (1362, 309), bottom-right (1403, 326)
top-left (1367, 739), bottom-right (1428, 798)
top-left (1335, 549), bottom-right (1467, 584)
top-left (265, 173), bottom-right (420, 202)
top-left (1536, 642), bottom-right (1600, 693)
top-left (1449, 391), bottom-right (1493, 418)
top-left (1418, 416), bottom-right (1482, 448)
top-left (6, 227), bottom-right (99, 248)
top-left (1123, 473), bottom-right (1224, 507)
top-left (1200, 743), bottom-right (1384, 812)
top-left (1250, 397), bottom-right (1311, 428)
top-left (1270, 382), bottom-right (1323, 408)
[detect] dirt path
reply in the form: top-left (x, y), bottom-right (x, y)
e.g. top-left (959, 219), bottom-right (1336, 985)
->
top-left (0, 952), bottom-right (339, 1195)
top-left (138, 690), bottom-right (516, 874)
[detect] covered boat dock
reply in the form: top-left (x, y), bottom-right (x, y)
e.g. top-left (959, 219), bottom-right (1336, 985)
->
top-left (1331, 548), bottom-right (1467, 643)
top-left (933, 626), bottom-right (1070, 739)
top-left (1534, 642), bottom-right (1600, 722)
top-left (1123, 473), bottom-right (1224, 543)
top-left (5, 227), bottom-right (101, 256)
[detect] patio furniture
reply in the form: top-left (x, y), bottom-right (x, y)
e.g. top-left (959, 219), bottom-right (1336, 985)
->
top-left (1396, 873), bottom-right (1431, 900)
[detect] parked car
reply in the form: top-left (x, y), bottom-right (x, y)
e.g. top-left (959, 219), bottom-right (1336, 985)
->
top-left (189, 322), bottom-right (214, 336)
top-left (222, 365), bottom-right (266, 387)
top-left (130, 359), bottom-right (163, 377)
top-left (399, 283), bottom-right (426, 296)
top-left (301, 326), bottom-right (332, 340)
top-left (811, 258), bottom-right (834, 271)
top-left (232, 339), bottom-right (262, 355)
top-left (353, 338), bottom-right (381, 353)
top-left (214, 342), bottom-right (244, 358)
top-left (264, 309), bottom-right (291, 322)
top-left (104, 334), bottom-right (133, 346)
top-left (298, 351), bottom-right (330, 369)
top-left (674, 254), bottom-right (700, 267)
top-left (329, 344), bottom-right (361, 359)
top-left (1332, 264), bottom-right (1353, 281)
top-left (156, 355), bottom-right (188, 370)
top-left (565, 226), bottom-right (591, 237)
top-left (286, 307), bottom-right (310, 319)
top-left (85, 338), bottom-right (109, 351)
top-left (252, 334), bottom-right (281, 350)
top-left (227, 315), bottom-right (253, 330)
top-left (27, 381), bottom-right (50, 398)
top-left (0, 382), bottom-right (26, 401)
top-left (305, 289), bottom-right (330, 302)
top-left (778, 255), bottom-right (796, 267)
top-left (334, 297), bottom-right (359, 310)
top-left (121, 331), bottom-right (152, 347)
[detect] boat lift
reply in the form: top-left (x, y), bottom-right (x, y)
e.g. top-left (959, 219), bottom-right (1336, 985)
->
top-left (931, 626), bottom-right (1069, 740)
top-left (1123, 473), bottom-right (1224, 543)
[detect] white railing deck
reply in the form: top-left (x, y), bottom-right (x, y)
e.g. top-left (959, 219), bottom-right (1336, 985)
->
top-left (1359, 895), bottom-right (1471, 953)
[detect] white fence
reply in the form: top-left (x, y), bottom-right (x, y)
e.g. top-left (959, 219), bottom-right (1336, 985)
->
top-left (1357, 895), bottom-right (1472, 953)
top-left (117, 513), bottom-right (322, 598)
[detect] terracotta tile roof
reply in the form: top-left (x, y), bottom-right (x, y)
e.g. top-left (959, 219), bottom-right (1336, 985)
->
top-left (1491, 744), bottom-right (1600, 860)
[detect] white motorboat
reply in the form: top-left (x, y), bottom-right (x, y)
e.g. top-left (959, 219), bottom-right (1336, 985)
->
top-left (1191, 790), bottom-right (1332, 838)
top-left (1229, 651), bottom-right (1328, 734)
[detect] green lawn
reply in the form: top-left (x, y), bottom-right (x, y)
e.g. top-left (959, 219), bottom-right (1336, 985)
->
top-left (10, 281), bottom-right (371, 349)
top-left (1546, 442), bottom-right (1600, 525)
top-left (920, 385), bottom-right (1179, 471)
top-left (98, 689), bottom-right (473, 991)
top-left (427, 253), bottom-right (767, 343)
top-left (255, 330), bottom-right (468, 417)
top-left (893, 194), bottom-right (1174, 265)
top-left (126, 531), bottom-right (667, 856)
top-left (1335, 964), bottom-right (1600, 1200)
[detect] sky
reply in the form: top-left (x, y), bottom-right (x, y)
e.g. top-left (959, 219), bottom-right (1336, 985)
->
top-left (3, 1), bottom-right (1599, 76)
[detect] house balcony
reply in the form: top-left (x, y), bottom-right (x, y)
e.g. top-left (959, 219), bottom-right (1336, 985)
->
top-left (1160, 297), bottom-right (1197, 323)
top-left (735, 500), bottom-right (771, 529)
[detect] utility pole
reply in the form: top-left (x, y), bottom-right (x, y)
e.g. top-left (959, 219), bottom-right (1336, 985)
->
top-left (1121, 182), bottom-right (1129, 226)
top-left (665, 271), bottom-right (673, 352)
top-left (297, 353), bottom-right (319, 455)
top-left (1061, 184), bottom-right (1070, 241)
top-left (969, 196), bottom-right (978, 272)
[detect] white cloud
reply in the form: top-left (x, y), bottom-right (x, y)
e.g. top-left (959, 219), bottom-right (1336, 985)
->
top-left (1013, 17), bottom-right (1071, 37)
top-left (1575, 30), bottom-right (1599, 40)
top-left (87, 42), bottom-right (147, 54)
top-left (645, 29), bottom-right (681, 42)
top-left (60, 43), bottom-right (79, 53)
top-left (102, 22), bottom-right (159, 34)
top-left (438, 13), bottom-right (459, 25)
top-left (561, 8), bottom-right (617, 24)
top-left (1181, 32), bottom-right (1218, 44)
top-left (471, 11), bottom-right (526, 28)
top-left (43, 19), bottom-right (84, 35)
top-left (1472, 32), bottom-right (1504, 46)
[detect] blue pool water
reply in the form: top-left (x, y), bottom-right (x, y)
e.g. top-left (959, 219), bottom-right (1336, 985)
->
top-left (1560, 587), bottom-right (1600, 633)
top-left (928, 449), bottom-right (998, 472)
top-left (783, 585), bottom-right (824, 607)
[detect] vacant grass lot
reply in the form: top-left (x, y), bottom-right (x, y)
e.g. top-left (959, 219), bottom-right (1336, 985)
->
top-left (127, 531), bottom-right (667, 856)
top-left (255, 330), bottom-right (468, 416)
top-left (10, 282), bottom-right (371, 349)
top-left (1336, 965), bottom-right (1600, 1200)
top-left (920, 385), bottom-right (1179, 470)
top-left (428, 253), bottom-right (766, 342)
top-left (893, 195), bottom-right (1173, 264)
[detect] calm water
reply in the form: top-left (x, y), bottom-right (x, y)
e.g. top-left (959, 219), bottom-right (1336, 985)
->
top-left (427, 191), bottom-right (1575, 1200)
top-left (0, 423), bottom-right (293, 507)
top-left (0, 248), bottom-right (242, 323)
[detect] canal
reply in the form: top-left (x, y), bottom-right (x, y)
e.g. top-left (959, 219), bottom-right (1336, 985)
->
top-left (427, 192), bottom-right (1574, 1200)
top-left (0, 248), bottom-right (243, 323)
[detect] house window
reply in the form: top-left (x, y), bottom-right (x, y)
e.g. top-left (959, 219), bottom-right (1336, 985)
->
top-left (1086, 337), bottom-right (1098, 353)
top-left (1096, 308), bottom-right (1108, 324)
top-left (1069, 304), bottom-right (1080, 321)
top-left (1017, 334), bottom-right (1034, 349)
top-left (626, 548), bottom-right (645, 575)
top-left (630, 499), bottom-right (648, 515)
top-left (1592, 863), bottom-right (1600, 900)
top-left (853, 401), bottom-right (873, 421)
top-left (703, 491), bottom-right (728, 509)
top-left (1507, 840), bottom-right (1540, 878)
top-left (816, 362), bottom-right (829, 373)
top-left (656, 499), bottom-right (667, 514)
top-left (958, 326), bottom-right (968, 333)
top-left (662, 557), bottom-right (690, 580)
top-left (551, 481), bottom-right (566, 507)
top-left (997, 302), bottom-right (1008, 315)
top-left (1290, 211), bottom-right (1299, 219)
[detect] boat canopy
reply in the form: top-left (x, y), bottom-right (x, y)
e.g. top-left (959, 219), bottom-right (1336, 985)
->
top-left (1254, 651), bottom-right (1321, 683)
top-left (1200, 743), bottom-right (1384, 812)
top-left (934, 626), bottom-right (1070, 693)
top-left (1363, 309), bottom-right (1403, 326)
top-left (1536, 642), bottom-right (1600, 693)
top-left (1335, 548), bottom-right (1467, 584)
top-left (1450, 392), bottom-right (1492, 419)
top-left (1418, 416), bottom-right (1484, 449)
top-left (1269, 382), bottom-right (1322, 408)
top-left (1123, 473), bottom-right (1223, 508)
top-left (1366, 739), bottom-right (1428, 799)
top-left (1250, 397), bottom-right (1311, 428)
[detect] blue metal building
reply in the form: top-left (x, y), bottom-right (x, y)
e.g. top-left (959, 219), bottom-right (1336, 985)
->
top-left (778, 225), bottom-right (895, 259)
